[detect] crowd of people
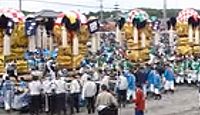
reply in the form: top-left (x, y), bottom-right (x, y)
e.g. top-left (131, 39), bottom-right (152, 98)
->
top-left (0, 32), bottom-right (200, 115)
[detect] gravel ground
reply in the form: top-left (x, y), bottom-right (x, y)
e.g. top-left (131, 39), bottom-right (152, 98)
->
top-left (0, 85), bottom-right (199, 115)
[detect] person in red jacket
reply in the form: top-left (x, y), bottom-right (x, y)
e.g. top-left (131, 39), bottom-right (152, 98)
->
top-left (133, 84), bottom-right (146, 115)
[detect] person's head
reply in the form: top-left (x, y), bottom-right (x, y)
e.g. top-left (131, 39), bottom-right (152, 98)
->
top-left (101, 84), bottom-right (107, 91)
top-left (5, 76), bottom-right (10, 81)
top-left (32, 75), bottom-right (39, 81)
top-left (136, 83), bottom-right (142, 89)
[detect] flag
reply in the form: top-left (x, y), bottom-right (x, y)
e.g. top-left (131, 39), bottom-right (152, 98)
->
top-left (25, 19), bottom-right (37, 36)
top-left (5, 19), bottom-right (14, 35)
top-left (87, 19), bottom-right (100, 34)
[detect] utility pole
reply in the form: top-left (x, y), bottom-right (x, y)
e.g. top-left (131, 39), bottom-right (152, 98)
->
top-left (99, 0), bottom-right (103, 21)
top-left (114, 2), bottom-right (119, 19)
top-left (163, 0), bottom-right (167, 19)
top-left (163, 0), bottom-right (167, 30)
top-left (19, 0), bottom-right (22, 11)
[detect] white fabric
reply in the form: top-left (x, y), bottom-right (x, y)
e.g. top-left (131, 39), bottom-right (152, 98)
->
top-left (91, 34), bottom-right (97, 53)
top-left (175, 76), bottom-right (184, 84)
top-left (28, 81), bottom-right (42, 95)
top-left (81, 73), bottom-right (90, 86)
top-left (82, 81), bottom-right (97, 99)
top-left (55, 78), bottom-right (67, 94)
top-left (154, 88), bottom-right (160, 95)
top-left (3, 34), bottom-right (10, 56)
top-left (133, 27), bottom-right (138, 44)
top-left (164, 80), bottom-right (174, 90)
top-left (141, 32), bottom-right (146, 48)
top-left (150, 84), bottom-right (155, 92)
top-left (49, 35), bottom-right (53, 51)
top-left (117, 75), bottom-right (128, 90)
top-left (195, 28), bottom-right (199, 44)
top-left (127, 89), bottom-right (135, 100)
top-left (70, 79), bottom-right (81, 94)
top-left (73, 34), bottom-right (79, 55)
top-left (101, 75), bottom-right (110, 88)
top-left (199, 93), bottom-right (200, 107)
top-left (43, 28), bottom-right (48, 49)
top-left (28, 36), bottom-right (36, 52)
top-left (36, 26), bottom-right (42, 48)
top-left (188, 25), bottom-right (193, 43)
top-left (62, 26), bottom-right (68, 47)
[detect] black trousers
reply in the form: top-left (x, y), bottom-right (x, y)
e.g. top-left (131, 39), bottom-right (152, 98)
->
top-left (98, 107), bottom-right (118, 115)
top-left (48, 94), bottom-right (57, 115)
top-left (30, 95), bottom-right (40, 115)
top-left (70, 93), bottom-right (80, 114)
top-left (56, 93), bottom-right (66, 115)
top-left (85, 96), bottom-right (95, 114)
top-left (118, 90), bottom-right (127, 106)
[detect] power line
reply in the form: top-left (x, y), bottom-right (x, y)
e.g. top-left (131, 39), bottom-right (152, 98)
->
top-left (0, 0), bottom-right (132, 11)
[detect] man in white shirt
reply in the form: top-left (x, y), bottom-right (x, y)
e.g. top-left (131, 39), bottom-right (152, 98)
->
top-left (82, 77), bottom-right (97, 114)
top-left (116, 72), bottom-right (128, 107)
top-left (70, 75), bottom-right (81, 114)
top-left (42, 77), bottom-right (57, 114)
top-left (28, 76), bottom-right (42, 115)
top-left (55, 76), bottom-right (67, 115)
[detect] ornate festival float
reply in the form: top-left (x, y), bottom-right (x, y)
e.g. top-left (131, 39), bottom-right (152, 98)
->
top-left (122, 9), bottom-right (152, 63)
top-left (0, 8), bottom-right (28, 75)
top-left (176, 8), bottom-right (200, 55)
top-left (54, 11), bottom-right (90, 70)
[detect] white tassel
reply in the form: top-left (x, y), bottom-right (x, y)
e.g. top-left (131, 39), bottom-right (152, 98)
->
top-left (3, 34), bottom-right (10, 56)
top-left (97, 32), bottom-right (101, 50)
top-left (195, 27), bottom-right (199, 44)
top-left (28, 36), bottom-right (36, 52)
top-left (62, 26), bottom-right (68, 47)
top-left (169, 27), bottom-right (174, 46)
top-left (188, 25), bottom-right (193, 42)
top-left (91, 34), bottom-right (97, 53)
top-left (36, 26), bottom-right (42, 48)
top-left (154, 32), bottom-right (160, 45)
top-left (73, 34), bottom-right (79, 55)
top-left (49, 35), bottom-right (53, 51)
top-left (141, 32), bottom-right (146, 48)
top-left (133, 26), bottom-right (138, 44)
top-left (43, 28), bottom-right (48, 49)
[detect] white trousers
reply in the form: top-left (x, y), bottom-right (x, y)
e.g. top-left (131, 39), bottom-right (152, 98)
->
top-left (154, 88), bottom-right (160, 95)
top-left (164, 80), bottom-right (174, 90)
top-left (175, 76), bottom-right (184, 84)
top-left (127, 89), bottom-right (135, 100)
top-left (149, 84), bottom-right (155, 93)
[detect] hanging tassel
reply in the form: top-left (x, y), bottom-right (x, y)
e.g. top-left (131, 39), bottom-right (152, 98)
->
top-left (141, 32), bottom-right (146, 48)
top-left (96, 32), bottom-right (101, 50)
top-left (73, 34), bottom-right (79, 55)
top-left (195, 27), bottom-right (199, 44)
top-left (3, 34), bottom-right (10, 56)
top-left (154, 31), bottom-right (160, 45)
top-left (133, 26), bottom-right (138, 44)
top-left (43, 27), bottom-right (48, 49)
top-left (36, 26), bottom-right (42, 48)
top-left (62, 25), bottom-right (68, 47)
top-left (49, 35), bottom-right (53, 51)
top-left (188, 25), bottom-right (193, 42)
top-left (91, 34), bottom-right (97, 53)
top-left (28, 36), bottom-right (36, 52)
top-left (169, 26), bottom-right (174, 46)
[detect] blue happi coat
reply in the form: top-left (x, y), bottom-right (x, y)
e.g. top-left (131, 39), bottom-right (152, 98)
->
top-left (164, 67), bottom-right (175, 81)
top-left (124, 71), bottom-right (136, 91)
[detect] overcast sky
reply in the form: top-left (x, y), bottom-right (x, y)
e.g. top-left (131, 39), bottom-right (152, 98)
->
top-left (0, 0), bottom-right (200, 13)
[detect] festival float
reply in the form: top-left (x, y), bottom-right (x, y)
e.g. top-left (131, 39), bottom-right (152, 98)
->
top-left (122, 9), bottom-right (152, 62)
top-left (176, 8), bottom-right (200, 55)
top-left (54, 11), bottom-right (89, 69)
top-left (0, 8), bottom-right (28, 74)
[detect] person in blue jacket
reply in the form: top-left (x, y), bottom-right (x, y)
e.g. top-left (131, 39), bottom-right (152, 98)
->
top-left (164, 64), bottom-right (175, 93)
top-left (153, 71), bottom-right (162, 100)
top-left (147, 66), bottom-right (156, 97)
top-left (123, 70), bottom-right (136, 101)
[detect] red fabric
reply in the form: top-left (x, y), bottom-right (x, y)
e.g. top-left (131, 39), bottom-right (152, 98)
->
top-left (133, 88), bottom-right (145, 111)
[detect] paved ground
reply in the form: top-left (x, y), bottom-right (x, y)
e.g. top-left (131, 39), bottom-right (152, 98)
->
top-left (0, 85), bottom-right (199, 115)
